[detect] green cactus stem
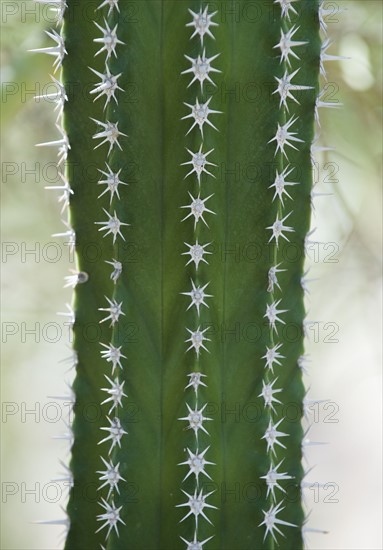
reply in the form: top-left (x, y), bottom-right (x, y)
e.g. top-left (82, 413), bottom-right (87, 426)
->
top-left (30, 0), bottom-right (338, 547)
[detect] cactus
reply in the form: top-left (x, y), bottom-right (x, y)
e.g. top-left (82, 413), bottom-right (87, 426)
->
top-left (31, 0), bottom-right (340, 548)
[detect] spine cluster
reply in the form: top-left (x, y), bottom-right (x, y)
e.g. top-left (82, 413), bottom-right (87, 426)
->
top-left (177, 6), bottom-right (220, 547)
top-left (30, 0), bottom-right (342, 547)
top-left (88, 0), bottom-right (128, 542)
top-left (301, 1), bottom-right (345, 546)
top-left (261, 0), bottom-right (312, 544)
top-left (31, 0), bottom-right (72, 539)
top-left (32, 0), bottom-right (128, 543)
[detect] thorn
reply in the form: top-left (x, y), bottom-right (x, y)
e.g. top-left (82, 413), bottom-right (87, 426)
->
top-left (181, 145), bottom-right (216, 185)
top-left (181, 280), bottom-right (212, 316)
top-left (264, 300), bottom-right (288, 334)
top-left (273, 68), bottom-right (313, 111)
top-left (186, 6), bottom-right (218, 45)
top-left (52, 220), bottom-right (75, 253)
top-left (259, 378), bottom-right (283, 413)
top-left (98, 164), bottom-right (128, 204)
top-left (185, 372), bottom-right (208, 394)
top-left (269, 165), bottom-right (299, 206)
top-left (267, 263), bottom-right (287, 293)
top-left (176, 488), bottom-right (217, 528)
top-left (260, 459), bottom-right (293, 500)
top-left (93, 19), bottom-right (124, 60)
top-left (320, 39), bottom-right (349, 79)
top-left (45, 172), bottom-right (73, 213)
top-left (59, 348), bottom-right (78, 371)
top-left (100, 342), bottom-right (126, 374)
top-left (36, 124), bottom-right (70, 165)
top-left (98, 296), bottom-right (125, 326)
top-left (89, 66), bottom-right (123, 109)
top-left (57, 303), bottom-right (75, 325)
top-left (269, 116), bottom-right (303, 159)
top-left (97, 456), bottom-right (126, 499)
top-left (179, 403), bottom-right (212, 441)
top-left (315, 88), bottom-right (343, 125)
top-left (47, 382), bottom-right (75, 405)
top-left (96, 498), bottom-right (125, 539)
top-left (298, 354), bottom-right (311, 374)
top-left (274, 26), bottom-right (307, 67)
top-left (301, 269), bottom-right (319, 295)
top-left (267, 212), bottom-right (294, 248)
top-left (101, 375), bottom-right (127, 414)
top-left (97, 0), bottom-right (120, 17)
top-left (51, 420), bottom-right (74, 447)
top-left (29, 29), bottom-right (66, 72)
top-left (274, 0), bottom-right (298, 21)
top-left (185, 327), bottom-right (210, 356)
top-left (105, 258), bottom-right (123, 284)
top-left (63, 270), bottom-right (89, 288)
top-left (95, 209), bottom-right (129, 243)
top-left (182, 240), bottom-right (212, 270)
top-left (178, 446), bottom-right (215, 484)
top-left (98, 417), bottom-right (127, 454)
top-left (262, 418), bottom-right (289, 455)
top-left (182, 96), bottom-right (221, 136)
top-left (259, 500), bottom-right (297, 542)
top-left (181, 192), bottom-right (216, 229)
top-left (91, 118), bottom-right (127, 156)
top-left (34, 75), bottom-right (67, 120)
top-left (33, 1), bottom-right (67, 25)
top-left (182, 49), bottom-right (221, 91)
top-left (263, 343), bottom-right (284, 373)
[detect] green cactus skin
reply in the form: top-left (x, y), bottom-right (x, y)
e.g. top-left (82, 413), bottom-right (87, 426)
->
top-left (33, 0), bottom-right (325, 548)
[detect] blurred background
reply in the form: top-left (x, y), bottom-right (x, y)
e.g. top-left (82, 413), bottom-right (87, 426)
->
top-left (1, 1), bottom-right (382, 549)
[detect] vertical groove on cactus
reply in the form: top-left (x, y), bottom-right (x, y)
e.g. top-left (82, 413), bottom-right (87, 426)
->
top-left (29, 0), bottom-right (345, 547)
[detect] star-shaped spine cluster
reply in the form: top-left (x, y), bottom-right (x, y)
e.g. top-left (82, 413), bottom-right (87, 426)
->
top-left (296, 0), bottom-right (342, 543)
top-left (259, 0), bottom-right (338, 544)
top-left (259, 1), bottom-right (318, 544)
top-left (32, 0), bottom-right (336, 543)
top-left (88, 1), bottom-right (130, 541)
top-left (31, 0), bottom-right (74, 539)
top-left (177, 5), bottom-right (220, 545)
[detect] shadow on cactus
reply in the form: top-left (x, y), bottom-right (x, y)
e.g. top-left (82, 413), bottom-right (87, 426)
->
top-left (31, 0), bottom-right (339, 548)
